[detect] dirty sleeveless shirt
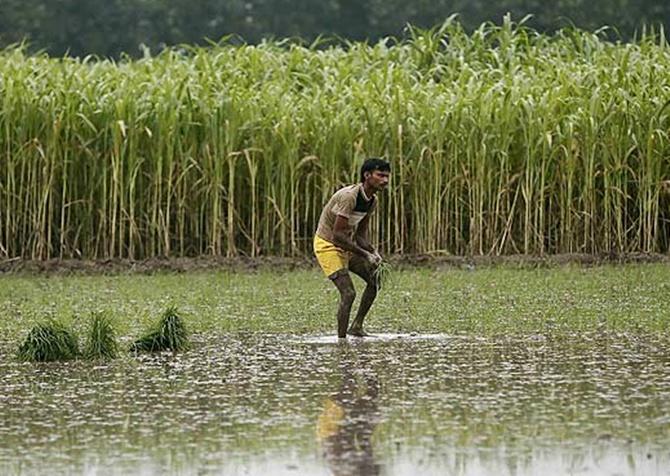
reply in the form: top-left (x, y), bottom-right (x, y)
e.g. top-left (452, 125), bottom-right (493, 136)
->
top-left (315, 183), bottom-right (376, 243)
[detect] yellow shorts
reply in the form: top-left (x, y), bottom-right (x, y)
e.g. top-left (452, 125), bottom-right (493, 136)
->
top-left (314, 235), bottom-right (351, 278)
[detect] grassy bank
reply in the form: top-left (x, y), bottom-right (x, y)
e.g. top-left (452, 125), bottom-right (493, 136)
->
top-left (0, 264), bottom-right (668, 345)
top-left (2, 18), bottom-right (670, 259)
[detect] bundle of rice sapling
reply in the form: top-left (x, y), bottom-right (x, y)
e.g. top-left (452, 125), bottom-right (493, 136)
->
top-left (17, 320), bottom-right (79, 362)
top-left (84, 312), bottom-right (119, 360)
top-left (373, 261), bottom-right (392, 290)
top-left (130, 306), bottom-right (190, 352)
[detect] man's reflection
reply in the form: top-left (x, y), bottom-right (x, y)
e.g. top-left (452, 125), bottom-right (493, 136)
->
top-left (317, 346), bottom-right (382, 476)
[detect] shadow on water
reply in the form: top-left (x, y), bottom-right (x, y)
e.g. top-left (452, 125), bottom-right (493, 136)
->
top-left (317, 343), bottom-right (382, 476)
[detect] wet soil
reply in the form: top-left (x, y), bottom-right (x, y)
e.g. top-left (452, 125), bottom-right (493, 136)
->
top-left (1, 252), bottom-right (668, 275)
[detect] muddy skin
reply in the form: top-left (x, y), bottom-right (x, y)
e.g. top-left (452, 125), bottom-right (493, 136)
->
top-left (332, 271), bottom-right (356, 338)
top-left (347, 327), bottom-right (371, 337)
top-left (347, 255), bottom-right (378, 336)
top-left (330, 256), bottom-right (379, 338)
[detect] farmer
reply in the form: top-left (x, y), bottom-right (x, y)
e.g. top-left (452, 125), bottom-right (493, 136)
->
top-left (313, 158), bottom-right (390, 338)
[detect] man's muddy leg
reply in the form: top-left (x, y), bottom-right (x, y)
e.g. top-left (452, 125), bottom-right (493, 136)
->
top-left (348, 257), bottom-right (378, 336)
top-left (331, 270), bottom-right (356, 338)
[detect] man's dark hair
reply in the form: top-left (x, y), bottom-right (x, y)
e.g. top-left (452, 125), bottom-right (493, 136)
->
top-left (360, 158), bottom-right (391, 182)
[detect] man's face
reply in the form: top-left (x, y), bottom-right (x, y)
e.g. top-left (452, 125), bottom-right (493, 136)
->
top-left (365, 170), bottom-right (390, 192)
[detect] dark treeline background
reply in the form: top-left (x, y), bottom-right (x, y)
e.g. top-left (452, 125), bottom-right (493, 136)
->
top-left (1, 0), bottom-right (669, 58)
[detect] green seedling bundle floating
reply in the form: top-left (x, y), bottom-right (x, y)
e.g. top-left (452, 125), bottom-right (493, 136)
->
top-left (84, 312), bottom-right (119, 360)
top-left (131, 306), bottom-right (190, 352)
top-left (17, 321), bottom-right (79, 362)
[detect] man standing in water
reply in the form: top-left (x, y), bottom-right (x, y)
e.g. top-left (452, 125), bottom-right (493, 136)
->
top-left (314, 158), bottom-right (390, 338)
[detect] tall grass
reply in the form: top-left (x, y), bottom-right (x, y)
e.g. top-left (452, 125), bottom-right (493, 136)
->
top-left (1, 17), bottom-right (670, 259)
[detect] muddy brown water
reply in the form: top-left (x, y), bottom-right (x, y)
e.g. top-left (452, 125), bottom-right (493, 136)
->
top-left (1, 332), bottom-right (669, 475)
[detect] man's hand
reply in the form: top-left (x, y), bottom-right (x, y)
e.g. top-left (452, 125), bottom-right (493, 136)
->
top-left (366, 250), bottom-right (382, 267)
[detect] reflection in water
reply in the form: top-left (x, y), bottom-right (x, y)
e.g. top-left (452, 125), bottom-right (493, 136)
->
top-left (317, 344), bottom-right (382, 476)
top-left (1, 333), bottom-right (670, 475)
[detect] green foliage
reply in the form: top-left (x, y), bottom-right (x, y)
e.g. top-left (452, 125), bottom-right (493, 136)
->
top-left (1, 266), bottom-right (669, 343)
top-left (1, 1), bottom-right (669, 57)
top-left (1, 20), bottom-right (670, 259)
top-left (17, 321), bottom-right (79, 362)
top-left (131, 306), bottom-right (190, 352)
top-left (84, 312), bottom-right (119, 360)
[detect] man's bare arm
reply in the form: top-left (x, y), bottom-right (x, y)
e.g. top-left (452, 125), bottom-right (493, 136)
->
top-left (332, 215), bottom-right (372, 258)
top-left (354, 214), bottom-right (374, 253)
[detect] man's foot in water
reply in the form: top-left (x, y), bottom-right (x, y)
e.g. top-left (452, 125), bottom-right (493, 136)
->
top-left (348, 327), bottom-right (370, 337)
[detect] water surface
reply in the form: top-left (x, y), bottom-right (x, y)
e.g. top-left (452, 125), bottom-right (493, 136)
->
top-left (1, 332), bottom-right (669, 475)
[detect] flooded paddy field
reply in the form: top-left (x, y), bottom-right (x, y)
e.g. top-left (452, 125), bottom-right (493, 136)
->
top-left (1, 265), bottom-right (669, 475)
